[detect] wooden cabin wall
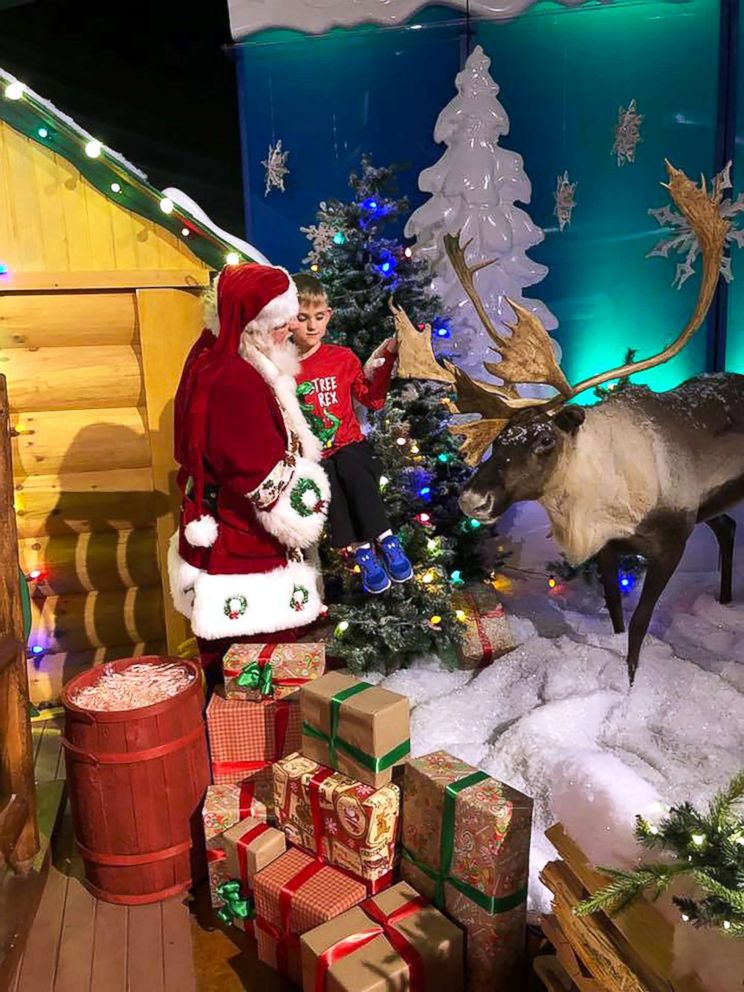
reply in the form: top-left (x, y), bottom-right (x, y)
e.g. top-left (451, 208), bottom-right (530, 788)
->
top-left (0, 119), bottom-right (212, 702)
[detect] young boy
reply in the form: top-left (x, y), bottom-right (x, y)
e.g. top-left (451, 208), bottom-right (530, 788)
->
top-left (290, 273), bottom-right (413, 594)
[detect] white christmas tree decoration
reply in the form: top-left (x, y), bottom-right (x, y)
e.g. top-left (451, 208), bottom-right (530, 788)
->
top-left (612, 99), bottom-right (643, 166)
top-left (405, 45), bottom-right (559, 384)
top-left (262, 139), bottom-right (290, 196)
top-left (647, 161), bottom-right (744, 288)
top-left (554, 171), bottom-right (577, 232)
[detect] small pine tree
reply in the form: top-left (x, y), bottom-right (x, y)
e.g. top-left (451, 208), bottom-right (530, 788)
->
top-left (576, 771), bottom-right (744, 939)
top-left (300, 157), bottom-right (501, 671)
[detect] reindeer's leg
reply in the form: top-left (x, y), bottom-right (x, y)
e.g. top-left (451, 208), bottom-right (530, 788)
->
top-left (597, 544), bottom-right (625, 634)
top-left (627, 532), bottom-right (688, 685)
top-left (706, 513), bottom-right (736, 604)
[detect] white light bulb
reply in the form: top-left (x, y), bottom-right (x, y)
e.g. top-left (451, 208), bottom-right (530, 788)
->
top-left (159, 197), bottom-right (174, 214)
top-left (691, 833), bottom-right (706, 847)
top-left (226, 251), bottom-right (240, 266)
top-left (5, 81), bottom-right (25, 100)
top-left (681, 913), bottom-right (690, 922)
top-left (379, 476), bottom-right (389, 489)
top-left (723, 921), bottom-right (731, 930)
top-left (649, 826), bottom-right (659, 835)
top-left (110, 182), bottom-right (121, 193)
top-left (181, 227), bottom-right (190, 237)
top-left (85, 139), bottom-right (102, 159)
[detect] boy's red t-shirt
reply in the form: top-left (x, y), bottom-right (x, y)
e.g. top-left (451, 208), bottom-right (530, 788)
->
top-left (295, 343), bottom-right (395, 456)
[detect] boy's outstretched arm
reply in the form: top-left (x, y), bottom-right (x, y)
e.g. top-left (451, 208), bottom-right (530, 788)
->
top-left (351, 338), bottom-right (398, 411)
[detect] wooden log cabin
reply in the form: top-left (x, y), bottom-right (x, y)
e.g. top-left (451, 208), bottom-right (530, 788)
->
top-left (0, 68), bottom-right (260, 704)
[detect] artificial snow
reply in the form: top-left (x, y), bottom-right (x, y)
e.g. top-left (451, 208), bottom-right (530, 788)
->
top-left (375, 504), bottom-right (744, 990)
top-left (162, 188), bottom-right (270, 265)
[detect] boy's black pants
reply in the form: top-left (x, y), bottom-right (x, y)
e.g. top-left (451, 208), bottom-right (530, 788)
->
top-left (324, 441), bottom-right (390, 548)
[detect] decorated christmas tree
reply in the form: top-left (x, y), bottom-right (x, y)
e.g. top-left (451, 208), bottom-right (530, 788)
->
top-left (404, 45), bottom-right (559, 390)
top-left (300, 157), bottom-right (499, 671)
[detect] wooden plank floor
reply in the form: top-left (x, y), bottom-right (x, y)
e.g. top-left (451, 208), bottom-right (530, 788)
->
top-left (11, 716), bottom-right (198, 992)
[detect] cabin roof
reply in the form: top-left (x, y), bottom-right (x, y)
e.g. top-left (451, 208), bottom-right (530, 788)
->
top-left (0, 68), bottom-right (262, 272)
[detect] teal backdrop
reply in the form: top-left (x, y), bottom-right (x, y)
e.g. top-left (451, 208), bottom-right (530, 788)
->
top-left (234, 0), bottom-right (742, 393)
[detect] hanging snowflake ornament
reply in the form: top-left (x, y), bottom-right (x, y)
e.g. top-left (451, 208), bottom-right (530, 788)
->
top-left (648, 161), bottom-right (744, 288)
top-left (300, 221), bottom-right (338, 265)
top-left (612, 99), bottom-right (644, 166)
top-left (553, 171), bottom-right (577, 232)
top-left (262, 139), bottom-right (290, 196)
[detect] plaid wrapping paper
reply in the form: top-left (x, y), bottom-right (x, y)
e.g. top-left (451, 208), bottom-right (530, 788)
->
top-left (223, 642), bottom-right (325, 702)
top-left (202, 783), bottom-right (270, 847)
top-left (273, 751), bottom-right (399, 886)
top-left (453, 588), bottom-right (515, 669)
top-left (206, 692), bottom-right (301, 794)
top-left (401, 751), bottom-right (532, 992)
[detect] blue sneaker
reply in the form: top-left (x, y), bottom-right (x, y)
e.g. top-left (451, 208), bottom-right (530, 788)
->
top-left (354, 546), bottom-right (391, 595)
top-left (378, 535), bottom-right (413, 583)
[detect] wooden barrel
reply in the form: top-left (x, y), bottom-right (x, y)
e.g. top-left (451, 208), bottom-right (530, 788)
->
top-left (61, 656), bottom-right (210, 905)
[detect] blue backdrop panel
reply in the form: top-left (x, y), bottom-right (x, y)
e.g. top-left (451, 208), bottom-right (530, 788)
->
top-left (725, 0), bottom-right (744, 372)
top-left (236, 6), bottom-right (464, 270)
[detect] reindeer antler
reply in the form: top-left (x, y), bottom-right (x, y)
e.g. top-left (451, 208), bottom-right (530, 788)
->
top-left (396, 162), bottom-right (728, 465)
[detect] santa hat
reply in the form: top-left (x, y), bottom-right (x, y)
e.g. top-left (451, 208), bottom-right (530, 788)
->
top-left (174, 263), bottom-right (298, 549)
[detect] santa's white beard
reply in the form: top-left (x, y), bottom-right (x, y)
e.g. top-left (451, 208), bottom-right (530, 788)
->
top-left (241, 331), bottom-right (300, 377)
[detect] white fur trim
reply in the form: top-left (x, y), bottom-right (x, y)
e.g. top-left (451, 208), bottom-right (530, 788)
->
top-left (189, 560), bottom-right (324, 639)
top-left (184, 514), bottom-right (219, 548)
top-left (167, 532), bottom-right (201, 617)
top-left (241, 343), bottom-right (323, 462)
top-left (254, 457), bottom-right (330, 548)
top-left (246, 271), bottom-right (299, 333)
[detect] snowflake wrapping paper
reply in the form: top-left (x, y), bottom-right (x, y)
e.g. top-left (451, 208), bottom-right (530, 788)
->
top-left (222, 641), bottom-right (325, 702)
top-left (273, 751), bottom-right (399, 889)
top-left (254, 846), bottom-right (367, 986)
top-left (202, 782), bottom-right (270, 848)
top-left (401, 751), bottom-right (533, 992)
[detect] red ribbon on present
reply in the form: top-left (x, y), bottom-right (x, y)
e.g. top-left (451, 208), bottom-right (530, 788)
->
top-left (258, 859), bottom-right (325, 976)
top-left (207, 848), bottom-right (226, 863)
top-left (462, 593), bottom-right (494, 667)
top-left (236, 821), bottom-right (271, 884)
top-left (239, 781), bottom-right (256, 819)
top-left (307, 766), bottom-right (335, 859)
top-left (313, 894), bottom-right (428, 992)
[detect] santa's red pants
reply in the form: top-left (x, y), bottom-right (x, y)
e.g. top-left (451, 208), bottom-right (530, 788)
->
top-left (197, 627), bottom-right (299, 693)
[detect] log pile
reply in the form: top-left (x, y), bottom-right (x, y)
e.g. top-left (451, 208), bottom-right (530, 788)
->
top-left (534, 823), bottom-right (706, 992)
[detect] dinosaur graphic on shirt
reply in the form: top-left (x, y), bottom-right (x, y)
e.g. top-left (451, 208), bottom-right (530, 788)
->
top-left (296, 380), bottom-right (342, 449)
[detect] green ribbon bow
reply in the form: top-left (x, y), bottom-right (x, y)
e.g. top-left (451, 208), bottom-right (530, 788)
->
top-left (402, 770), bottom-right (527, 916)
top-left (302, 681), bottom-right (410, 774)
top-left (236, 661), bottom-right (274, 696)
top-left (216, 880), bottom-right (255, 925)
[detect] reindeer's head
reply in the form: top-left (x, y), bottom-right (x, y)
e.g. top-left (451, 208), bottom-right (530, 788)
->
top-left (393, 162), bottom-right (728, 522)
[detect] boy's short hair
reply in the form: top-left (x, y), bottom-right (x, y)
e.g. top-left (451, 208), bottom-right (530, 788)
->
top-left (293, 272), bottom-right (329, 307)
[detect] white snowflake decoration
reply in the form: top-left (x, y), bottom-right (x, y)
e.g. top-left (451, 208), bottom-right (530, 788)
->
top-left (612, 99), bottom-right (643, 166)
top-left (553, 171), bottom-right (577, 232)
top-left (300, 221), bottom-right (338, 265)
top-left (262, 139), bottom-right (290, 196)
top-left (648, 161), bottom-right (744, 288)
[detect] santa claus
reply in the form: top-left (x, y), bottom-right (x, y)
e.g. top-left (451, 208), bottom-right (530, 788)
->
top-left (168, 263), bottom-right (330, 678)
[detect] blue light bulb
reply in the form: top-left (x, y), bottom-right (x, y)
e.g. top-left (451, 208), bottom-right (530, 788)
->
top-left (31, 645), bottom-right (44, 655)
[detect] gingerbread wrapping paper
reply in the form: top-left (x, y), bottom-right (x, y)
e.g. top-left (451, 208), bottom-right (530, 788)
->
top-left (206, 691), bottom-right (301, 801)
top-left (301, 880), bottom-right (465, 992)
top-left (453, 589), bottom-right (515, 669)
top-left (273, 751), bottom-right (399, 887)
top-left (300, 672), bottom-right (410, 789)
top-left (400, 751), bottom-right (532, 992)
top-left (223, 642), bottom-right (325, 702)
top-left (202, 783), bottom-right (270, 848)
top-left (253, 846), bottom-right (367, 985)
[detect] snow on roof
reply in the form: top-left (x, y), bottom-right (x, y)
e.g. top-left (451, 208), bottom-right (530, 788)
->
top-left (0, 67), bottom-right (270, 269)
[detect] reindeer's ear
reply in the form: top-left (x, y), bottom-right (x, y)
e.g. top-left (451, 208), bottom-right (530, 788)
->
top-left (553, 405), bottom-right (586, 436)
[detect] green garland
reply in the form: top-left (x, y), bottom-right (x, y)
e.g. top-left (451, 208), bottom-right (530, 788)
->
top-left (575, 771), bottom-right (744, 938)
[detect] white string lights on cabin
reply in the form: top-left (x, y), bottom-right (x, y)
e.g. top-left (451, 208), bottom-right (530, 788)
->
top-left (0, 72), bottom-right (247, 268)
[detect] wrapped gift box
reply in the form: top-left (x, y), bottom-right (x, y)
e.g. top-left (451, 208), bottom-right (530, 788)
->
top-left (301, 880), bottom-right (465, 992)
top-left (223, 642), bottom-right (325, 702)
top-left (300, 672), bottom-right (410, 789)
top-left (253, 846), bottom-right (367, 986)
top-left (207, 848), bottom-right (229, 909)
top-left (202, 783), bottom-right (270, 848)
top-left (453, 589), bottom-right (515, 669)
top-left (206, 692), bottom-right (301, 802)
top-left (400, 751), bottom-right (532, 992)
top-left (217, 816), bottom-right (287, 936)
top-left (273, 751), bottom-right (399, 889)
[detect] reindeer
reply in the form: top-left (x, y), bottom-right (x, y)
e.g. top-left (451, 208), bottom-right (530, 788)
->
top-left (394, 164), bottom-right (744, 682)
